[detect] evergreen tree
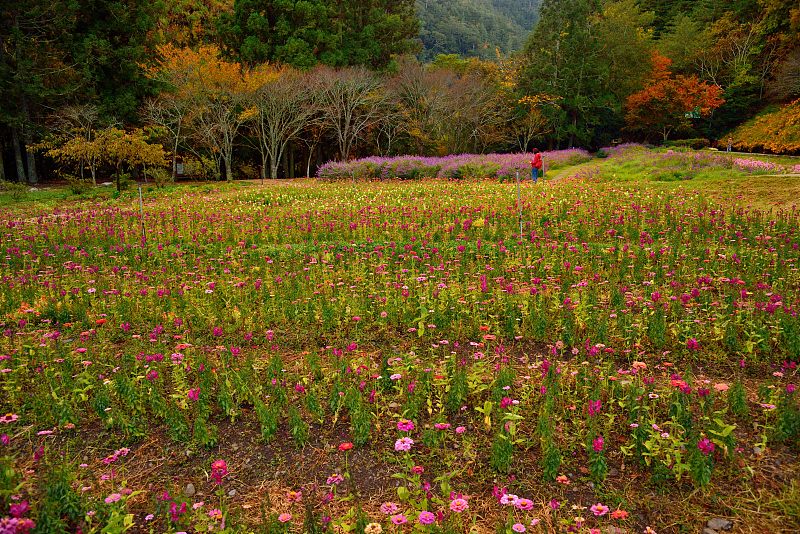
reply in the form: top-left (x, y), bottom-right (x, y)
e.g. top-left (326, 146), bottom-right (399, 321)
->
top-left (520, 0), bottom-right (605, 147)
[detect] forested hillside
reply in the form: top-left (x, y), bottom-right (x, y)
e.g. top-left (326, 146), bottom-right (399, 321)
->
top-left (417, 0), bottom-right (540, 60)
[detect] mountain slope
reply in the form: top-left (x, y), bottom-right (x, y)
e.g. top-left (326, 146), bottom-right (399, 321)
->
top-left (416, 0), bottom-right (540, 60)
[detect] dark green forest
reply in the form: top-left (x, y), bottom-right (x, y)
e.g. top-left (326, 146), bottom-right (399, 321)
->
top-left (417, 0), bottom-right (540, 60)
top-left (1, 0), bottom-right (798, 184)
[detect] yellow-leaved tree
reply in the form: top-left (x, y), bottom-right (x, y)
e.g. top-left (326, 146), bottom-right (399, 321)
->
top-left (146, 45), bottom-right (252, 181)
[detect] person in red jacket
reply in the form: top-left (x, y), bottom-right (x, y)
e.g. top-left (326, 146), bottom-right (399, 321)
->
top-left (530, 149), bottom-right (543, 183)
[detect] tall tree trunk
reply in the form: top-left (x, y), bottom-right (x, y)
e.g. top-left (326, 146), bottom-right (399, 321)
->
top-left (21, 97), bottom-right (37, 184)
top-left (11, 127), bottom-right (25, 183)
top-left (23, 131), bottom-right (37, 184)
top-left (225, 154), bottom-right (233, 181)
top-left (289, 145), bottom-right (295, 179)
top-left (270, 153), bottom-right (280, 180)
top-left (0, 144), bottom-right (5, 183)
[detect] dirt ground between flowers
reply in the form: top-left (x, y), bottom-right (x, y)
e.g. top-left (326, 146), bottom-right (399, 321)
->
top-left (13, 343), bottom-right (800, 534)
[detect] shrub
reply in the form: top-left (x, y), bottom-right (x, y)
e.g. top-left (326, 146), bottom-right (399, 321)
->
top-left (0, 180), bottom-right (29, 199)
top-left (664, 138), bottom-right (710, 150)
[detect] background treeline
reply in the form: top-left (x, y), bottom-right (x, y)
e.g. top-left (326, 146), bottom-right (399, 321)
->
top-left (0, 0), bottom-right (798, 184)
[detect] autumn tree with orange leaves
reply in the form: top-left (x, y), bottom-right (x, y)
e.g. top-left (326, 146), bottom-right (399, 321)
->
top-left (625, 52), bottom-right (725, 143)
top-left (146, 45), bottom-right (252, 181)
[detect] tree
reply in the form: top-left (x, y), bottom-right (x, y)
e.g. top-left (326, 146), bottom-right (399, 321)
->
top-left (142, 95), bottom-right (190, 181)
top-left (45, 127), bottom-right (166, 190)
top-left (520, 0), bottom-right (606, 147)
top-left (47, 104), bottom-right (104, 184)
top-left (625, 52), bottom-right (725, 142)
top-left (148, 45), bottom-right (251, 181)
top-left (515, 95), bottom-right (557, 152)
top-left (315, 66), bottom-right (386, 161)
top-left (102, 128), bottom-right (167, 191)
top-left (244, 66), bottom-right (317, 179)
top-left (0, 0), bottom-right (82, 184)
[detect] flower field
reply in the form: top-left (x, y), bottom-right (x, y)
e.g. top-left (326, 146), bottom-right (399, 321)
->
top-left (1, 149), bottom-right (799, 533)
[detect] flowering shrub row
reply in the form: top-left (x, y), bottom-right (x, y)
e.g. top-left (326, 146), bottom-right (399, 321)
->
top-left (317, 150), bottom-right (592, 181)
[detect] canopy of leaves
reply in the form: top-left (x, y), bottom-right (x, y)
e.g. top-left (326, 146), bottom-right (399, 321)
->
top-left (218, 0), bottom-right (419, 69)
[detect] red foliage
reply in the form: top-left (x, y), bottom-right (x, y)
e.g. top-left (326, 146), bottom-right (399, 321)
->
top-left (625, 52), bottom-right (725, 141)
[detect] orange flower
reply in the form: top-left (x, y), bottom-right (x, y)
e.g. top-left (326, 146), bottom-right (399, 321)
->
top-left (610, 509), bottom-right (629, 520)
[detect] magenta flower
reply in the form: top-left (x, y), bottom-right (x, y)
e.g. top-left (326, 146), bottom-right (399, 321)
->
top-left (210, 459), bottom-right (228, 485)
top-left (397, 419), bottom-right (415, 432)
top-left (515, 498), bottom-right (534, 511)
top-left (697, 438), bottom-right (715, 456)
top-left (418, 511), bottom-right (436, 525)
top-left (592, 435), bottom-right (604, 452)
top-left (9, 501), bottom-right (29, 518)
top-left (686, 338), bottom-right (700, 350)
top-left (187, 388), bottom-right (200, 401)
top-left (588, 399), bottom-right (601, 416)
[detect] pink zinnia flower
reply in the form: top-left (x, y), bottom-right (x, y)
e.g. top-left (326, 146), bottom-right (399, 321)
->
top-left (397, 419), bottom-right (415, 432)
top-left (394, 437), bottom-right (414, 452)
top-left (104, 493), bottom-right (122, 504)
top-left (500, 493), bottom-right (518, 506)
top-left (590, 503), bottom-right (609, 516)
top-left (449, 498), bottom-right (469, 513)
top-left (390, 514), bottom-right (407, 525)
top-left (278, 512), bottom-right (292, 523)
top-left (512, 523), bottom-right (526, 533)
top-left (380, 502), bottom-right (399, 515)
top-left (418, 511), bottom-right (436, 525)
top-left (0, 413), bottom-right (19, 424)
top-left (515, 498), bottom-right (534, 511)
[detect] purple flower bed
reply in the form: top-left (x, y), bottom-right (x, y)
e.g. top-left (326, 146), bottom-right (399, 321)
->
top-left (317, 150), bottom-right (592, 181)
top-left (732, 158), bottom-right (784, 174)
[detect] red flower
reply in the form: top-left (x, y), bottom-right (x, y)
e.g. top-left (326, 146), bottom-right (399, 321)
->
top-left (338, 442), bottom-right (353, 451)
